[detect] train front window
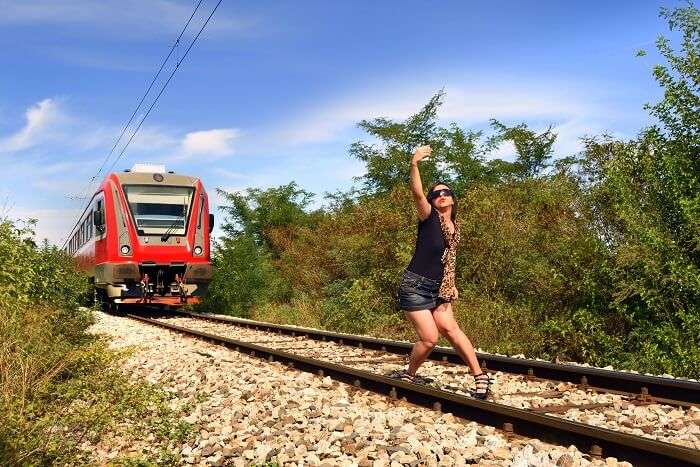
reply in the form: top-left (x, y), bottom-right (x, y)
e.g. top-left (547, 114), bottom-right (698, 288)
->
top-left (123, 185), bottom-right (194, 235)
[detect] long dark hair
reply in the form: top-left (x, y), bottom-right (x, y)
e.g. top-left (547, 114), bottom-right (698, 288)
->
top-left (427, 181), bottom-right (458, 222)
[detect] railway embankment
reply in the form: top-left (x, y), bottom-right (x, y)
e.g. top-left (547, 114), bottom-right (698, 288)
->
top-left (88, 310), bottom-right (636, 466)
top-left (0, 219), bottom-right (188, 465)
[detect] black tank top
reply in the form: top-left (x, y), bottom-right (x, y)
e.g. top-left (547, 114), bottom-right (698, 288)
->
top-left (406, 207), bottom-right (446, 281)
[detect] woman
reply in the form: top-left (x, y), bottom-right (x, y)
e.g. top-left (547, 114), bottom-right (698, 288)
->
top-left (393, 145), bottom-right (491, 399)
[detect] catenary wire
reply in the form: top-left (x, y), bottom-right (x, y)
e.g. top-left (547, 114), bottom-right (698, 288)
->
top-left (103, 0), bottom-right (224, 177)
top-left (74, 0), bottom-right (206, 202)
top-left (61, 0), bottom-right (223, 248)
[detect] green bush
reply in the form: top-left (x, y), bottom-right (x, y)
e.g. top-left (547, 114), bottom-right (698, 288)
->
top-left (205, 5), bottom-right (700, 378)
top-left (200, 234), bottom-right (285, 317)
top-left (0, 219), bottom-right (190, 464)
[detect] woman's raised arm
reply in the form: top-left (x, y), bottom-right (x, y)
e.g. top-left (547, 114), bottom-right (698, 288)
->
top-left (410, 145), bottom-right (432, 221)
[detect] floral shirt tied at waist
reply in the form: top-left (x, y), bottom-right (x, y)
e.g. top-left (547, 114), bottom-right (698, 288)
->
top-left (437, 214), bottom-right (460, 301)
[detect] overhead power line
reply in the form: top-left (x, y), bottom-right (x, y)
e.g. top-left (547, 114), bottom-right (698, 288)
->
top-left (103, 0), bottom-right (224, 176)
top-left (62, 0), bottom-right (224, 248)
top-left (74, 0), bottom-right (206, 201)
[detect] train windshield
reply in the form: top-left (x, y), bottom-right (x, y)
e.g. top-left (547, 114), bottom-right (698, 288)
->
top-left (123, 185), bottom-right (194, 235)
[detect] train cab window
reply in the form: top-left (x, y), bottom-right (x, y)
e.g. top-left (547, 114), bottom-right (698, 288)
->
top-left (123, 185), bottom-right (194, 236)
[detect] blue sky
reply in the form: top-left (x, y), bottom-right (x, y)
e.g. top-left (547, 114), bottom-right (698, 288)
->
top-left (0, 0), bottom-right (679, 244)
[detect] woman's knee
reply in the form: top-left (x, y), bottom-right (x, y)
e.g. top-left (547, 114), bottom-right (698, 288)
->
top-left (420, 332), bottom-right (439, 348)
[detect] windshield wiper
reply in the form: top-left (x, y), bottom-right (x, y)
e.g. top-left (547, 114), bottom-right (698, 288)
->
top-left (160, 220), bottom-right (182, 242)
top-left (160, 199), bottom-right (188, 242)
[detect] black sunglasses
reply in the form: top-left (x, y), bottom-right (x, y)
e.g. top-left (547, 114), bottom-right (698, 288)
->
top-left (427, 188), bottom-right (453, 201)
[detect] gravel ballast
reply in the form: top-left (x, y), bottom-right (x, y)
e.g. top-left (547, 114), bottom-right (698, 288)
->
top-left (154, 316), bottom-right (700, 451)
top-left (89, 311), bottom-right (633, 466)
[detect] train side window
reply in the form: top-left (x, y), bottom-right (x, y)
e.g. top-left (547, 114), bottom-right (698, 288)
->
top-left (94, 199), bottom-right (105, 234)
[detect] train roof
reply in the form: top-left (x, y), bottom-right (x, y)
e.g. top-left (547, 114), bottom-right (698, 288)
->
top-left (114, 171), bottom-right (200, 187)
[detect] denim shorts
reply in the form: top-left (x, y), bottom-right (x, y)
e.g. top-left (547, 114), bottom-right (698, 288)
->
top-left (398, 269), bottom-right (446, 311)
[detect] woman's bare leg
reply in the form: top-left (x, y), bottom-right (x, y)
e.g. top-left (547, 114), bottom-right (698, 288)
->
top-left (432, 303), bottom-right (482, 374)
top-left (404, 309), bottom-right (440, 376)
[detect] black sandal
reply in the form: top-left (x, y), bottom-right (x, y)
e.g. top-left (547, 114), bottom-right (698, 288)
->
top-left (388, 369), bottom-right (418, 383)
top-left (471, 373), bottom-right (492, 399)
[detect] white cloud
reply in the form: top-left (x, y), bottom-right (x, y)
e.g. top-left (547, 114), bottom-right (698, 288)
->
top-left (0, 97), bottom-right (238, 163)
top-left (276, 77), bottom-right (595, 146)
top-left (3, 206), bottom-right (82, 246)
top-left (178, 128), bottom-right (240, 159)
top-left (488, 140), bottom-right (518, 162)
top-left (125, 126), bottom-right (181, 153)
top-left (487, 118), bottom-right (626, 163)
top-left (214, 168), bottom-right (248, 179)
top-left (440, 83), bottom-right (588, 122)
top-left (550, 118), bottom-right (622, 157)
top-left (487, 117), bottom-right (629, 162)
top-left (0, 97), bottom-right (136, 155)
top-left (0, 98), bottom-right (63, 152)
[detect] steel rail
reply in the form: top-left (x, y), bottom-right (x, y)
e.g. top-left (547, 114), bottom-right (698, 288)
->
top-left (174, 310), bottom-right (700, 405)
top-left (128, 314), bottom-right (700, 467)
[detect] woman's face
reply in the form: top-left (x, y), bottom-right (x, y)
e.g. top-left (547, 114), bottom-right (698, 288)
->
top-left (430, 184), bottom-right (454, 209)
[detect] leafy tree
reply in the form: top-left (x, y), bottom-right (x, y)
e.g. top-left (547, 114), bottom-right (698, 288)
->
top-left (351, 91), bottom-right (492, 195)
top-left (648, 5), bottom-right (700, 254)
top-left (489, 119), bottom-right (556, 178)
top-left (204, 235), bottom-right (281, 317)
top-left (545, 4), bottom-right (700, 375)
top-left (216, 182), bottom-right (315, 251)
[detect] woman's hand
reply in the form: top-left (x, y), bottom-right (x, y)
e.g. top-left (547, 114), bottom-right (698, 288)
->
top-left (412, 145), bottom-right (432, 163)
top-left (410, 145), bottom-right (432, 221)
top-left (452, 286), bottom-right (459, 300)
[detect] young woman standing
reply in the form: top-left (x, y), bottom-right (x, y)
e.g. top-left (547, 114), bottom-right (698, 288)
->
top-left (394, 145), bottom-right (491, 399)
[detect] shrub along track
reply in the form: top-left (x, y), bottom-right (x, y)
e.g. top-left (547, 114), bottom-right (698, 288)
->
top-left (126, 310), bottom-right (700, 467)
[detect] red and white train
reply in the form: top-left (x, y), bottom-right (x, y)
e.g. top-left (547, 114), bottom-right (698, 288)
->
top-left (64, 164), bottom-right (213, 310)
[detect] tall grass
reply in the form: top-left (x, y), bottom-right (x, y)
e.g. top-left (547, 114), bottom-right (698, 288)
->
top-left (0, 220), bottom-right (191, 464)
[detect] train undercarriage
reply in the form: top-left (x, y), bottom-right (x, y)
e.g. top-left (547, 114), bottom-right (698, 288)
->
top-left (94, 262), bottom-right (211, 311)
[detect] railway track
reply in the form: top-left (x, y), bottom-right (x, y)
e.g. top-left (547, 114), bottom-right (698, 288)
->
top-left (126, 311), bottom-right (700, 467)
top-left (178, 310), bottom-right (700, 406)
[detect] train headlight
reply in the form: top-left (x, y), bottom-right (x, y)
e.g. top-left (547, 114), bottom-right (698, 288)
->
top-left (120, 245), bottom-right (131, 255)
top-left (193, 246), bottom-right (203, 256)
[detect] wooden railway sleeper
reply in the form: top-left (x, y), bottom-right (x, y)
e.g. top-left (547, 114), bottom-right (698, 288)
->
top-left (636, 386), bottom-right (656, 404)
top-left (529, 401), bottom-right (614, 414)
